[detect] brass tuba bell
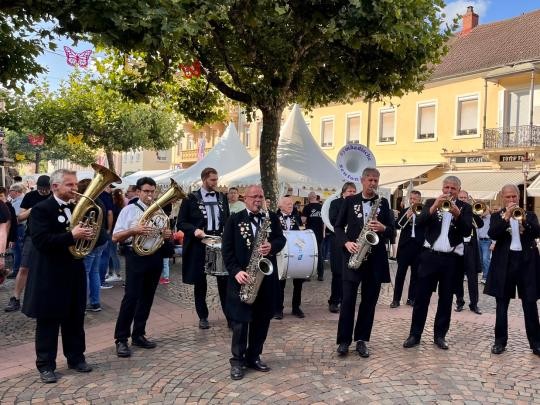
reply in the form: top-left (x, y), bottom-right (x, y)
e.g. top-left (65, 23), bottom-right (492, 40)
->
top-left (132, 179), bottom-right (186, 256)
top-left (69, 163), bottom-right (122, 258)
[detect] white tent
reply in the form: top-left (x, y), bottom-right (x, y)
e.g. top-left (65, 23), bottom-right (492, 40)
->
top-left (164, 122), bottom-right (252, 188)
top-left (121, 170), bottom-right (171, 188)
top-left (219, 104), bottom-right (343, 190)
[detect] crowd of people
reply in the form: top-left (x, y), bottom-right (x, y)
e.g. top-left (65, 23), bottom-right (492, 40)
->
top-left (1, 166), bottom-right (538, 384)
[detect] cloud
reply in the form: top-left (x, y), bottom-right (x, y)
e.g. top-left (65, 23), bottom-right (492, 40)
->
top-left (440, 0), bottom-right (491, 29)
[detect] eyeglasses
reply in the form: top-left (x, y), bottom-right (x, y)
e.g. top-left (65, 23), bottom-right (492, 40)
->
top-left (245, 195), bottom-right (264, 199)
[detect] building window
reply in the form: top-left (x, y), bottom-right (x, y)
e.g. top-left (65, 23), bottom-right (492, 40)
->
top-left (244, 126), bottom-right (250, 148)
top-left (417, 103), bottom-right (436, 140)
top-left (379, 109), bottom-right (395, 143)
top-left (346, 114), bottom-right (361, 144)
top-left (457, 96), bottom-right (478, 136)
top-left (156, 150), bottom-right (168, 161)
top-left (321, 118), bottom-right (334, 147)
top-left (187, 135), bottom-right (194, 150)
top-left (256, 122), bottom-right (262, 147)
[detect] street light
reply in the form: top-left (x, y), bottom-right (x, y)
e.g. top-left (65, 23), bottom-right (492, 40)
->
top-left (522, 152), bottom-right (532, 208)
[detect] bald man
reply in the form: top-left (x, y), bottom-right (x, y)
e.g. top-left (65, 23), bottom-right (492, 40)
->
top-left (275, 197), bottom-right (305, 319)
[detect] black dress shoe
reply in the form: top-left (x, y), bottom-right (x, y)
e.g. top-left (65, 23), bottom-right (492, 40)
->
top-left (328, 303), bottom-right (340, 313)
top-left (199, 318), bottom-right (210, 329)
top-left (491, 343), bottom-right (506, 354)
top-left (356, 340), bottom-right (370, 358)
top-left (469, 306), bottom-right (482, 315)
top-left (532, 346), bottom-right (540, 356)
top-left (455, 303), bottom-right (464, 312)
top-left (292, 308), bottom-right (305, 318)
top-left (434, 337), bottom-right (449, 350)
top-left (230, 365), bottom-right (244, 380)
top-left (68, 361), bottom-right (93, 372)
top-left (246, 359), bottom-right (270, 372)
top-left (406, 299), bottom-right (414, 306)
top-left (132, 335), bottom-right (157, 349)
top-left (273, 311), bottom-right (283, 320)
top-left (336, 343), bottom-right (349, 356)
top-left (403, 335), bottom-right (420, 348)
top-left (390, 300), bottom-right (400, 308)
top-left (317, 275), bottom-right (324, 281)
top-left (116, 341), bottom-right (132, 358)
top-left (39, 369), bottom-right (58, 383)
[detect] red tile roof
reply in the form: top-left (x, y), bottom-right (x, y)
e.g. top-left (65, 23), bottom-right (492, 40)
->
top-left (431, 9), bottom-right (540, 81)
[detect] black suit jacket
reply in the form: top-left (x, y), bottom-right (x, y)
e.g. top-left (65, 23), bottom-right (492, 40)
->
top-left (484, 210), bottom-right (540, 300)
top-left (22, 196), bottom-right (86, 319)
top-left (334, 194), bottom-right (394, 283)
top-left (416, 198), bottom-right (473, 249)
top-left (395, 207), bottom-right (425, 249)
top-left (222, 210), bottom-right (286, 322)
top-left (277, 211), bottom-right (301, 231)
top-left (327, 197), bottom-right (345, 235)
top-left (178, 189), bottom-right (230, 284)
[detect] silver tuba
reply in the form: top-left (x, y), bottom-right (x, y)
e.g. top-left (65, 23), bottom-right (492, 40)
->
top-left (239, 211), bottom-right (274, 304)
top-left (348, 195), bottom-right (382, 269)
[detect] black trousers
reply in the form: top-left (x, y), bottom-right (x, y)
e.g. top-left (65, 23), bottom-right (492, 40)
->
top-left (230, 317), bottom-right (271, 367)
top-left (35, 314), bottom-right (86, 372)
top-left (336, 272), bottom-right (382, 344)
top-left (114, 251), bottom-right (162, 342)
top-left (409, 250), bottom-right (457, 339)
top-left (316, 239), bottom-right (324, 278)
top-left (194, 274), bottom-right (228, 320)
top-left (393, 243), bottom-right (420, 303)
top-left (494, 251), bottom-right (540, 347)
top-left (276, 278), bottom-right (304, 312)
top-left (454, 242), bottom-right (479, 307)
top-left (328, 234), bottom-right (343, 305)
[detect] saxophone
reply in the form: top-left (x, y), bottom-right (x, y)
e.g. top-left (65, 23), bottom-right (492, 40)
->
top-left (239, 212), bottom-right (274, 304)
top-left (348, 196), bottom-right (382, 269)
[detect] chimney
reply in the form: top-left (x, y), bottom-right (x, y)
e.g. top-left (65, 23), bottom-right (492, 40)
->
top-left (461, 6), bottom-right (479, 36)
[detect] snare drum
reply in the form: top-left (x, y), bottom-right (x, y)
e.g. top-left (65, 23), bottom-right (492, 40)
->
top-left (203, 237), bottom-right (228, 276)
top-left (277, 230), bottom-right (318, 280)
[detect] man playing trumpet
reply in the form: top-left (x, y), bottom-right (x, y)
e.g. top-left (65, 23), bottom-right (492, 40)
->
top-left (484, 184), bottom-right (540, 356)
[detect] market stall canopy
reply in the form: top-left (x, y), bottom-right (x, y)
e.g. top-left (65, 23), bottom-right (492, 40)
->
top-left (526, 174), bottom-right (540, 197)
top-left (219, 104), bottom-right (343, 190)
top-left (167, 122), bottom-right (251, 188)
top-left (415, 170), bottom-right (539, 200)
top-left (121, 170), bottom-right (171, 188)
top-left (377, 164), bottom-right (438, 193)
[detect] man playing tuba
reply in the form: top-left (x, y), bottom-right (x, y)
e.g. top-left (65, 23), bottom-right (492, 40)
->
top-left (112, 177), bottom-right (173, 358)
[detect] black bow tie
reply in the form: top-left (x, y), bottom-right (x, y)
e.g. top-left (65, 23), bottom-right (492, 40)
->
top-left (249, 212), bottom-right (263, 220)
top-left (205, 192), bottom-right (216, 197)
top-left (282, 214), bottom-right (291, 220)
top-left (361, 196), bottom-right (377, 203)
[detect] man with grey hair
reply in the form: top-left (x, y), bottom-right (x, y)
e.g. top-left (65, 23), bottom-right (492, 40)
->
top-left (22, 169), bottom-right (95, 383)
top-left (403, 175), bottom-right (472, 351)
top-left (484, 184), bottom-right (540, 356)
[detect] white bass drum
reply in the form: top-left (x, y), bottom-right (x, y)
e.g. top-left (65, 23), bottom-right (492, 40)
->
top-left (277, 230), bottom-right (318, 280)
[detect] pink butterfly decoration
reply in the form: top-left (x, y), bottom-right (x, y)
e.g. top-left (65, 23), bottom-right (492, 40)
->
top-left (63, 46), bottom-right (93, 68)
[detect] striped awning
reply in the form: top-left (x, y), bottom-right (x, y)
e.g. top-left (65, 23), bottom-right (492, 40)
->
top-left (414, 170), bottom-right (538, 200)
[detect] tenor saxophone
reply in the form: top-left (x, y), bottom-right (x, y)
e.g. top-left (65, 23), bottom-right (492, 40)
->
top-left (348, 197), bottom-right (382, 269)
top-left (239, 212), bottom-right (274, 304)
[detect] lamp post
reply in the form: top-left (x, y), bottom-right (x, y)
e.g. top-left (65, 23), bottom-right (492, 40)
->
top-left (522, 152), bottom-right (531, 208)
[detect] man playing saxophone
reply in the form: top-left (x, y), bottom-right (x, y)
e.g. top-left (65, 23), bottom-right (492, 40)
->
top-left (334, 168), bottom-right (395, 358)
top-left (112, 177), bottom-right (173, 358)
top-left (221, 185), bottom-right (286, 380)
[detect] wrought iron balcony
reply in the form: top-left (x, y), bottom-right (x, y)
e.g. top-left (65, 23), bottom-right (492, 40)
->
top-left (483, 125), bottom-right (540, 149)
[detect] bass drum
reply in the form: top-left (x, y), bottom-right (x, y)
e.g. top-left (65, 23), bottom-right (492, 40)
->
top-left (277, 230), bottom-right (318, 280)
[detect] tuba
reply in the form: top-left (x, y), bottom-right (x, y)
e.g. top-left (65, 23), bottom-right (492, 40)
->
top-left (132, 179), bottom-right (186, 256)
top-left (69, 163), bottom-right (122, 258)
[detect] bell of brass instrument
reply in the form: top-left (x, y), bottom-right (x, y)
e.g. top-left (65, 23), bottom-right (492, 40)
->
top-left (69, 163), bottom-right (122, 258)
top-left (511, 206), bottom-right (525, 220)
top-left (441, 196), bottom-right (453, 212)
top-left (472, 200), bottom-right (486, 216)
top-left (240, 211), bottom-right (274, 304)
top-left (133, 179), bottom-right (186, 256)
top-left (397, 203), bottom-right (423, 228)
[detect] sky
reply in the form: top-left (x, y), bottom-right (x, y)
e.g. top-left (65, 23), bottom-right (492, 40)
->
top-left (34, 0), bottom-right (540, 91)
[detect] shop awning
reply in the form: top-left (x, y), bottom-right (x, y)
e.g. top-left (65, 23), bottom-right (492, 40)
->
top-left (526, 175), bottom-right (540, 197)
top-left (377, 164), bottom-right (438, 193)
top-left (415, 170), bottom-right (538, 200)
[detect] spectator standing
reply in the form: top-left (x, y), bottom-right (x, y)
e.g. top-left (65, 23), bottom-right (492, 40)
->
top-left (7, 183), bottom-right (26, 279)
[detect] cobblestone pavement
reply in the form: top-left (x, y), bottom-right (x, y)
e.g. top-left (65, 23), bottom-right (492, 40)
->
top-left (0, 258), bottom-right (539, 404)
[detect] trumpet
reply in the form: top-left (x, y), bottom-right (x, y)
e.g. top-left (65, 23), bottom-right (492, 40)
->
top-left (511, 206), bottom-right (525, 220)
top-left (441, 196), bottom-right (453, 211)
top-left (472, 200), bottom-right (487, 216)
top-left (396, 203), bottom-right (423, 228)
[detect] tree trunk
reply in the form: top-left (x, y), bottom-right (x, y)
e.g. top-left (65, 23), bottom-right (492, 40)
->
top-left (105, 150), bottom-right (116, 173)
top-left (34, 150), bottom-right (41, 174)
top-left (259, 106), bottom-right (285, 209)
